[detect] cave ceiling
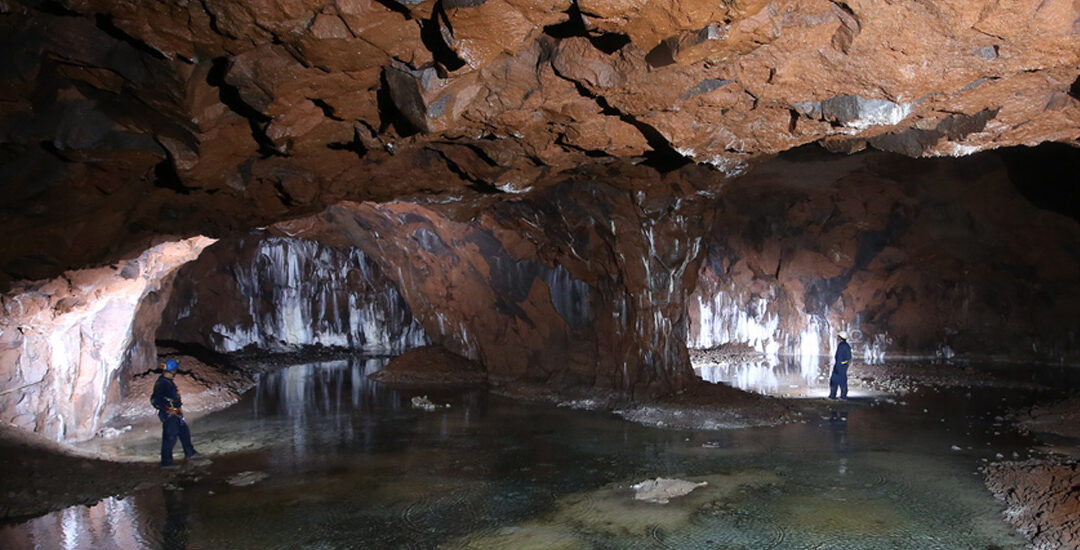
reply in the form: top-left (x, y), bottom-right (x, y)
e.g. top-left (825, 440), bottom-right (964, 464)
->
top-left (1, 0), bottom-right (1078, 286)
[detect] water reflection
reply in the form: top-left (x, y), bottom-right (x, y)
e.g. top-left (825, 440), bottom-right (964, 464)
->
top-left (829, 409), bottom-right (850, 476)
top-left (243, 357), bottom-right (402, 462)
top-left (5, 495), bottom-right (148, 550)
top-left (2, 358), bottom-right (1035, 550)
top-left (162, 487), bottom-right (189, 550)
top-left (694, 354), bottom-right (830, 397)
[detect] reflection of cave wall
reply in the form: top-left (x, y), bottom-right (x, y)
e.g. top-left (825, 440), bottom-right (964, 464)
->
top-left (157, 233), bottom-right (428, 354)
top-left (689, 150), bottom-right (1080, 363)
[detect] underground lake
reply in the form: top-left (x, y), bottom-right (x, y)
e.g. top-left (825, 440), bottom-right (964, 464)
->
top-left (4, 355), bottom-right (1066, 550)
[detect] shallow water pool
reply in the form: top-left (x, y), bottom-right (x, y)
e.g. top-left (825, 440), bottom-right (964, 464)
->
top-left (2, 357), bottom-right (1040, 549)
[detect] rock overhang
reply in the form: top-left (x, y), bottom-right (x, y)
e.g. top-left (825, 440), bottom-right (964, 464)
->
top-left (1, 0), bottom-right (1079, 282)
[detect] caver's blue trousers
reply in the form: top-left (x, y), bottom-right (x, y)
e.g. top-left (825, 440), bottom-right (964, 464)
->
top-left (161, 414), bottom-right (196, 466)
top-left (829, 371), bottom-right (848, 399)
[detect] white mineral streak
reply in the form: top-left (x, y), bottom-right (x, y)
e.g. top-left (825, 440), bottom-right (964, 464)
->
top-left (843, 98), bottom-right (914, 131)
top-left (0, 236), bottom-right (217, 441)
top-left (932, 142), bottom-right (985, 157)
top-left (689, 276), bottom-right (897, 388)
top-left (689, 287), bottom-right (781, 355)
top-left (630, 477), bottom-right (708, 504)
top-left (629, 213), bottom-right (703, 376)
top-left (792, 95), bottom-right (914, 134)
top-left (864, 332), bottom-right (891, 365)
top-left (208, 238), bottom-right (427, 353)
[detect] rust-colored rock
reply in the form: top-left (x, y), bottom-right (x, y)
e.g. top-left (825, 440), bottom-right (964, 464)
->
top-left (274, 165), bottom-right (716, 398)
top-left (2, 0), bottom-right (1078, 284)
top-left (985, 459), bottom-right (1080, 550)
top-left (368, 344), bottom-right (486, 386)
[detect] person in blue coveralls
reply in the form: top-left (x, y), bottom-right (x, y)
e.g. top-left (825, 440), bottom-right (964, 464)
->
top-left (151, 359), bottom-right (199, 467)
top-left (828, 331), bottom-right (852, 399)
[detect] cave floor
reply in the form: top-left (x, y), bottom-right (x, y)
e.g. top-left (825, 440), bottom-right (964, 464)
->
top-left (3, 356), bottom-right (1075, 549)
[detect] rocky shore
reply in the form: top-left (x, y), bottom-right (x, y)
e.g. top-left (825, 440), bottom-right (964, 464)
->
top-left (983, 395), bottom-right (1080, 550)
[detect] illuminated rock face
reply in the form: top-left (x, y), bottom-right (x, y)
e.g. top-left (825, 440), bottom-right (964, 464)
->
top-left (158, 233), bottom-right (428, 353)
top-left (689, 151), bottom-right (1080, 364)
top-left (0, 237), bottom-right (216, 441)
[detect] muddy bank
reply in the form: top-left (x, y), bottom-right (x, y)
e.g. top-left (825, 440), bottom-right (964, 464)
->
top-left (0, 422), bottom-right (205, 523)
top-left (1016, 395), bottom-right (1080, 441)
top-left (368, 345), bottom-right (486, 387)
top-left (614, 380), bottom-right (798, 430)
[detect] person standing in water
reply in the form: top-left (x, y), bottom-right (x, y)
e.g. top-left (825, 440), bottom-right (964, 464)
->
top-left (828, 331), bottom-right (852, 399)
top-left (151, 359), bottom-right (199, 467)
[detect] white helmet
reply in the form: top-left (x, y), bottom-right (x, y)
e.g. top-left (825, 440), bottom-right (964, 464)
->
top-left (837, 330), bottom-right (849, 340)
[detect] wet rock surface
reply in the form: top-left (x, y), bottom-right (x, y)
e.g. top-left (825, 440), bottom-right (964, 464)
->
top-left (630, 477), bottom-right (708, 504)
top-left (981, 394), bottom-right (1080, 550)
top-left (614, 379), bottom-right (797, 430)
top-left (1013, 395), bottom-right (1080, 441)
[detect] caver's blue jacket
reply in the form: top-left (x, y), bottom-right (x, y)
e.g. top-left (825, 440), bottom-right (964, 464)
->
top-left (151, 375), bottom-right (182, 421)
top-left (832, 340), bottom-right (852, 378)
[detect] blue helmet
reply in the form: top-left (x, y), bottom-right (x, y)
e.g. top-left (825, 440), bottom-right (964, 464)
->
top-left (163, 359), bottom-right (179, 371)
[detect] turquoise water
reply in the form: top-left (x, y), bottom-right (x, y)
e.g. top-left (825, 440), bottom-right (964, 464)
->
top-left (2, 357), bottom-right (1037, 549)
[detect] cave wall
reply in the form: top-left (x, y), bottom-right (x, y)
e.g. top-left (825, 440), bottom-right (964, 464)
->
top-left (158, 232), bottom-right (428, 354)
top-left (689, 150), bottom-right (1080, 363)
top-left (276, 167), bottom-right (715, 397)
top-left (0, 236), bottom-right (215, 441)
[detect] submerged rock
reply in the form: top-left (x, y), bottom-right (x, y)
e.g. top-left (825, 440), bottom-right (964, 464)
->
top-left (410, 396), bottom-right (447, 412)
top-left (630, 477), bottom-right (708, 504)
top-left (226, 471), bottom-right (269, 487)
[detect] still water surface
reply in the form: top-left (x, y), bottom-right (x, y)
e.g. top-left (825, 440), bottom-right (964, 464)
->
top-left (4, 357), bottom-right (1038, 549)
